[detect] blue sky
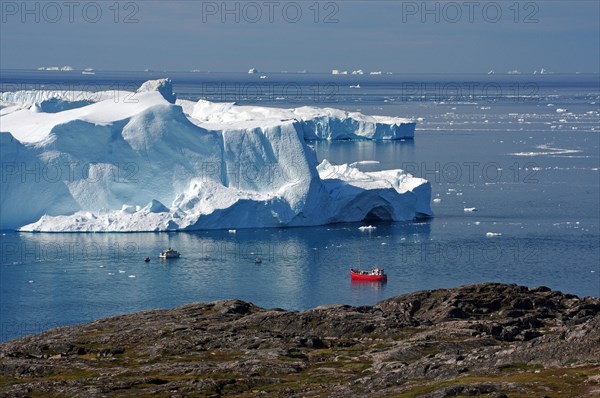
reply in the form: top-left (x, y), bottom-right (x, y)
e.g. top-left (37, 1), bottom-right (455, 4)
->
top-left (0, 1), bottom-right (598, 73)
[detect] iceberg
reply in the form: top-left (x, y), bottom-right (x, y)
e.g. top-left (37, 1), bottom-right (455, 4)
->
top-left (1, 89), bottom-right (131, 116)
top-left (36, 65), bottom-right (74, 71)
top-left (0, 79), bottom-right (431, 232)
top-left (186, 100), bottom-right (415, 140)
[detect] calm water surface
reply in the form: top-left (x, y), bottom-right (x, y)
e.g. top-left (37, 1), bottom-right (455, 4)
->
top-left (1, 71), bottom-right (598, 341)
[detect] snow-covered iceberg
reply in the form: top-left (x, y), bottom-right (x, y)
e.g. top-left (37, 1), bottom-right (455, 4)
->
top-left (187, 100), bottom-right (416, 140)
top-left (0, 79), bottom-right (430, 232)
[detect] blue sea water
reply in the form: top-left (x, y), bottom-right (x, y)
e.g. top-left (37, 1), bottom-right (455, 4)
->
top-left (1, 71), bottom-right (599, 342)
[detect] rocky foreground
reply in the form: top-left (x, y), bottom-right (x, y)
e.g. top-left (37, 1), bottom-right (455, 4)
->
top-left (1, 283), bottom-right (599, 397)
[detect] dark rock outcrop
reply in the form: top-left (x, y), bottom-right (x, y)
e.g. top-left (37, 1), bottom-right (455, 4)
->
top-left (1, 283), bottom-right (599, 397)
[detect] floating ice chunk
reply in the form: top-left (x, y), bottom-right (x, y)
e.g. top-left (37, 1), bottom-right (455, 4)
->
top-left (510, 144), bottom-right (582, 157)
top-left (556, 108), bottom-right (568, 113)
top-left (433, 198), bottom-right (442, 203)
top-left (128, 275), bottom-right (136, 278)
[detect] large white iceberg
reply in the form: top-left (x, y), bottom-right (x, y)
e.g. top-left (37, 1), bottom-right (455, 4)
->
top-left (187, 100), bottom-right (416, 140)
top-left (0, 79), bottom-right (431, 232)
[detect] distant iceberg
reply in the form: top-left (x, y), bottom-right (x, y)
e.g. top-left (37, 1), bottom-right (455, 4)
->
top-left (37, 65), bottom-right (74, 71)
top-left (1, 79), bottom-right (429, 232)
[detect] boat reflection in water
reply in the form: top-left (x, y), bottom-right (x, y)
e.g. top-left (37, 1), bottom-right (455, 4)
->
top-left (350, 278), bottom-right (387, 293)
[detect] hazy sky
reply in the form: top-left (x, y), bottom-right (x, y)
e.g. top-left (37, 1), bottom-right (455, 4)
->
top-left (1, 1), bottom-right (598, 73)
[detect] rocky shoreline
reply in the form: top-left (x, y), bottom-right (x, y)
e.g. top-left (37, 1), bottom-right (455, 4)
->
top-left (1, 283), bottom-right (599, 397)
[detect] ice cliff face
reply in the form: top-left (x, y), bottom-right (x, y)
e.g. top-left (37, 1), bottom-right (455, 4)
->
top-left (0, 79), bottom-right (430, 232)
top-left (187, 100), bottom-right (416, 140)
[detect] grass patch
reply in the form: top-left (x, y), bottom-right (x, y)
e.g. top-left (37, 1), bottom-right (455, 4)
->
top-left (389, 365), bottom-right (600, 398)
top-left (498, 361), bottom-right (544, 372)
top-left (416, 343), bottom-right (441, 357)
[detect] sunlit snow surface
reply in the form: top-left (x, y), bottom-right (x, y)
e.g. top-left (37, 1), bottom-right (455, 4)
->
top-left (0, 79), bottom-right (429, 231)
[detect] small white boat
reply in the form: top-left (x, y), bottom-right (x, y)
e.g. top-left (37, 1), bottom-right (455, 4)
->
top-left (358, 225), bottom-right (376, 231)
top-left (159, 248), bottom-right (181, 259)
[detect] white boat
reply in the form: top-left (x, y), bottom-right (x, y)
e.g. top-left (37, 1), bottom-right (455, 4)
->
top-left (159, 248), bottom-right (180, 259)
top-left (358, 225), bottom-right (376, 231)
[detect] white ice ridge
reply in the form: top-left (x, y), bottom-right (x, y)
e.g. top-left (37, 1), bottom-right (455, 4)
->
top-left (182, 100), bottom-right (415, 140)
top-left (1, 79), bottom-right (430, 232)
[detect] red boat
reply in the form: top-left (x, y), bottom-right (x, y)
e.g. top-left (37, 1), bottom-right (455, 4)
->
top-left (350, 268), bottom-right (387, 282)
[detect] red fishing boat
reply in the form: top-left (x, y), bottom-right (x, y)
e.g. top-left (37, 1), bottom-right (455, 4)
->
top-left (350, 268), bottom-right (387, 282)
